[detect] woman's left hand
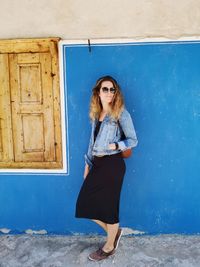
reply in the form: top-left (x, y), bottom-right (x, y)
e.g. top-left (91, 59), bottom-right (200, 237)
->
top-left (108, 143), bottom-right (116, 150)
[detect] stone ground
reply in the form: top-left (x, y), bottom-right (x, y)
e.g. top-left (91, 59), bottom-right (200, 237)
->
top-left (0, 233), bottom-right (200, 267)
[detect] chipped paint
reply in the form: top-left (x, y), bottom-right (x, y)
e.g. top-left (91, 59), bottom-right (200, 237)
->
top-left (122, 227), bottom-right (146, 235)
top-left (71, 228), bottom-right (146, 236)
top-left (0, 228), bottom-right (11, 234)
top-left (25, 229), bottom-right (47, 235)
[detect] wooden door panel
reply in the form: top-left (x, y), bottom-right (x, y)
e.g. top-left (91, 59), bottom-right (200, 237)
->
top-left (19, 64), bottom-right (42, 103)
top-left (9, 52), bottom-right (56, 163)
top-left (22, 114), bottom-right (44, 152)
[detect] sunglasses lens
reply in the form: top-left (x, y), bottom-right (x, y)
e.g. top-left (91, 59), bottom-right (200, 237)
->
top-left (110, 88), bottom-right (116, 94)
top-left (102, 87), bottom-right (109, 93)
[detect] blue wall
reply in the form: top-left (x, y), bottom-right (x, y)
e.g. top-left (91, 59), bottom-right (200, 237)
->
top-left (0, 41), bottom-right (200, 235)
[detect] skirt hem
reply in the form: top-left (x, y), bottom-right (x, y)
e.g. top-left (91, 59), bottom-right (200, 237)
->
top-left (75, 215), bottom-right (119, 224)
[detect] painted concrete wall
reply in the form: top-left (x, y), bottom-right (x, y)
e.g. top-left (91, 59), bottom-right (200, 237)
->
top-left (1, 39), bottom-right (200, 235)
top-left (62, 40), bottom-right (200, 235)
top-left (0, 0), bottom-right (200, 39)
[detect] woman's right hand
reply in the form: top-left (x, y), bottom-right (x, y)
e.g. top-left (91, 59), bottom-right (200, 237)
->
top-left (83, 164), bottom-right (90, 179)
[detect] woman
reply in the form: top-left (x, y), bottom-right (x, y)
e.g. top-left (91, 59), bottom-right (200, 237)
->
top-left (75, 75), bottom-right (138, 262)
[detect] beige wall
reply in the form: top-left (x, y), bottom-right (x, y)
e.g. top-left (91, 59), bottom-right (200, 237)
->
top-left (0, 0), bottom-right (199, 40)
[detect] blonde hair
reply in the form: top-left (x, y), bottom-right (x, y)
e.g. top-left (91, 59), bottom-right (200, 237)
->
top-left (89, 76), bottom-right (124, 121)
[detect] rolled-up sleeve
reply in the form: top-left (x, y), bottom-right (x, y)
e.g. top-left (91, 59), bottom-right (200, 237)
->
top-left (118, 109), bottom-right (138, 151)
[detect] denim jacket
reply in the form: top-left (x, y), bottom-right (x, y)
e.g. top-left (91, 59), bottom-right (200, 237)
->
top-left (84, 108), bottom-right (138, 167)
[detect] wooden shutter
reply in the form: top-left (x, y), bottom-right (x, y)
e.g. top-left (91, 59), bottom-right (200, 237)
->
top-left (0, 38), bottom-right (62, 169)
top-left (0, 54), bottom-right (14, 162)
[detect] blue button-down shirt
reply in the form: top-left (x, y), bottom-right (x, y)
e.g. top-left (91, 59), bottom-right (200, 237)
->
top-left (85, 108), bottom-right (138, 167)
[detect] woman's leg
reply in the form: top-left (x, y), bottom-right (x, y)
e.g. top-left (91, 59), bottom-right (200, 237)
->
top-left (102, 223), bottom-right (119, 252)
top-left (92, 220), bottom-right (120, 252)
top-left (92, 219), bottom-right (107, 233)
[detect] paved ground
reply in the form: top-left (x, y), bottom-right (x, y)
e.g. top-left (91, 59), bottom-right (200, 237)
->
top-left (0, 233), bottom-right (200, 267)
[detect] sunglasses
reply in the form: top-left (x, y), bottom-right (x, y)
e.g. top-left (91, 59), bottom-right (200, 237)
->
top-left (101, 87), bottom-right (116, 94)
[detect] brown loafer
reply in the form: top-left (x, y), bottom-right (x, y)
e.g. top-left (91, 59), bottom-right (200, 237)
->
top-left (88, 247), bottom-right (115, 261)
top-left (114, 228), bottom-right (123, 250)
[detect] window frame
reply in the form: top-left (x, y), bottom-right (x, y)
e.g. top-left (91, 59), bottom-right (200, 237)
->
top-left (0, 38), bottom-right (67, 174)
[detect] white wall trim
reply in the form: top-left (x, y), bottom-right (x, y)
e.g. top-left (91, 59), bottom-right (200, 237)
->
top-left (60, 36), bottom-right (200, 46)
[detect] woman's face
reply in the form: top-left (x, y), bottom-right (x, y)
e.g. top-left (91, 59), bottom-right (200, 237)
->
top-left (99, 81), bottom-right (116, 105)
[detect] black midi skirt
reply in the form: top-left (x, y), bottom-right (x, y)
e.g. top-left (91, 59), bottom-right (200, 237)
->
top-left (75, 153), bottom-right (126, 224)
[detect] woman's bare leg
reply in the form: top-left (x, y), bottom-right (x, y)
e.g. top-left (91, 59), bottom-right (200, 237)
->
top-left (92, 220), bottom-right (119, 252)
top-left (102, 223), bottom-right (119, 252)
top-left (92, 219), bottom-right (107, 233)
